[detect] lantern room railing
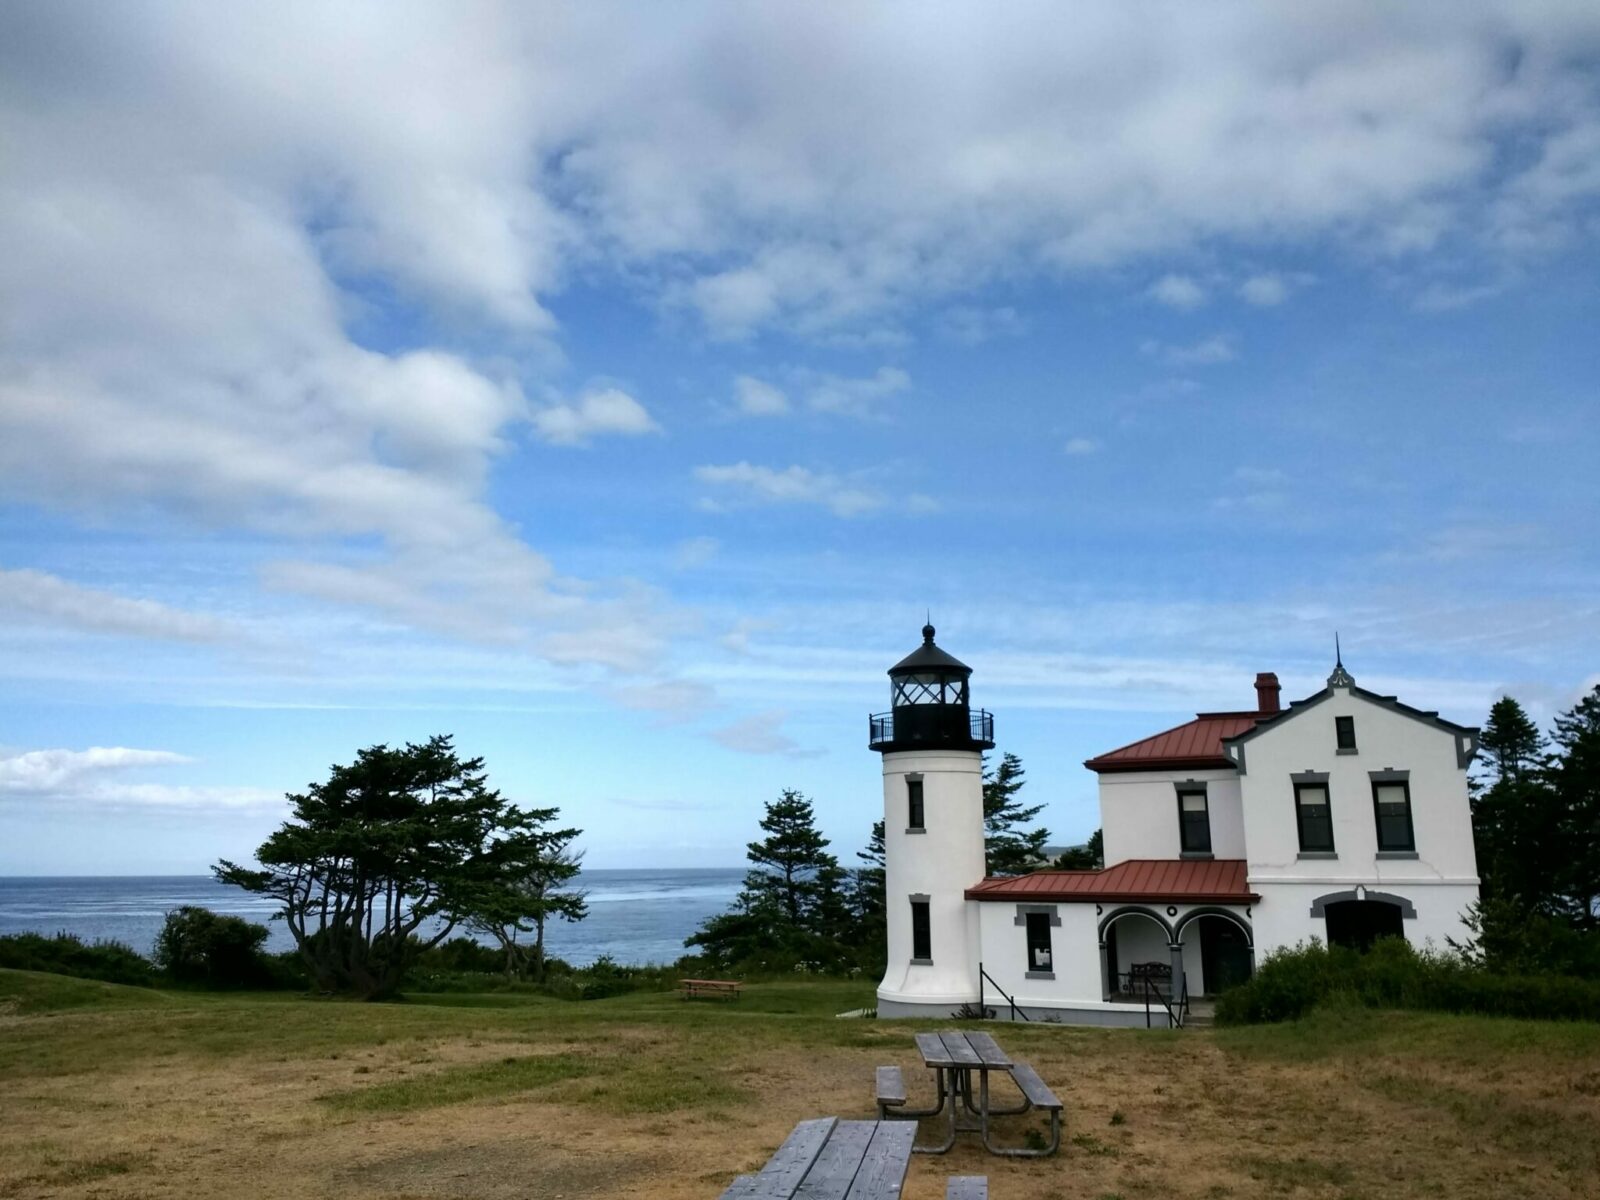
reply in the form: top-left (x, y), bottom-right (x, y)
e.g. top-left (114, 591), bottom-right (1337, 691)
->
top-left (868, 708), bottom-right (994, 751)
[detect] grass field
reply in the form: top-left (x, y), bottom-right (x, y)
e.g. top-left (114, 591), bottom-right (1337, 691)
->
top-left (4, 969), bottom-right (1599, 1200)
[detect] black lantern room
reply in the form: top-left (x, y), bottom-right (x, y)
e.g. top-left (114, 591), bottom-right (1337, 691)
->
top-left (868, 624), bottom-right (995, 753)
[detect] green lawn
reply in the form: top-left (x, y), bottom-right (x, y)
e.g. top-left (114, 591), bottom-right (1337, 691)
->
top-left (4, 968), bottom-right (1598, 1199)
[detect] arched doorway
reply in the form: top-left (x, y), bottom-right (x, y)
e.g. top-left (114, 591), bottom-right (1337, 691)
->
top-left (1174, 908), bottom-right (1254, 996)
top-left (1310, 889), bottom-right (1414, 952)
top-left (1097, 907), bottom-right (1174, 1001)
top-left (1323, 900), bottom-right (1404, 951)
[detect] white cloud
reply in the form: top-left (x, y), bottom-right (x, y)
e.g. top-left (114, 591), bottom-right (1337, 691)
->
top-left (1413, 281), bottom-right (1503, 312)
top-left (1239, 274), bottom-right (1289, 306)
top-left (606, 680), bottom-right (718, 722)
top-left (939, 305), bottom-right (1029, 344)
top-left (0, 567), bottom-right (238, 643)
top-left (1064, 437), bottom-right (1101, 456)
top-left (1148, 274), bottom-right (1207, 310)
top-left (672, 536), bottom-right (720, 569)
top-left (708, 710), bottom-right (806, 757)
top-left (732, 375), bottom-right (790, 416)
top-left (0, 746), bottom-right (278, 811)
top-left (804, 367), bottom-right (911, 419)
top-left (531, 388), bottom-right (660, 445)
top-left (694, 462), bottom-right (884, 518)
top-left (1141, 334), bottom-right (1238, 366)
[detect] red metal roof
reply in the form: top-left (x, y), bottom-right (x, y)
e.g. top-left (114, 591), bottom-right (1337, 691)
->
top-left (1084, 711), bottom-right (1262, 773)
top-left (965, 858), bottom-right (1257, 904)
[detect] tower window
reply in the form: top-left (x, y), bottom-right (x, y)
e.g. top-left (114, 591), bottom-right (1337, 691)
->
top-left (1025, 912), bottom-right (1053, 974)
top-left (1336, 716), bottom-right (1357, 752)
top-left (1177, 786), bottom-right (1211, 854)
top-left (907, 778), bottom-right (925, 830)
top-left (1372, 780), bottom-right (1415, 852)
top-left (1295, 782), bottom-right (1335, 853)
top-left (910, 900), bottom-right (932, 962)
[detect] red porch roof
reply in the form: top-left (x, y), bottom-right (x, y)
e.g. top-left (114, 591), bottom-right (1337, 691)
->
top-left (965, 858), bottom-right (1257, 904)
top-left (1084, 711), bottom-right (1262, 773)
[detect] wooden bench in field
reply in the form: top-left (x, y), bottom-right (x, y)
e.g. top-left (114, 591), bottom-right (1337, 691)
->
top-left (719, 1117), bottom-right (926, 1200)
top-left (680, 977), bottom-right (743, 1001)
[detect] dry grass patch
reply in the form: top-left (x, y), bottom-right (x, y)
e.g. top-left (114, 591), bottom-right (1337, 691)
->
top-left (2, 972), bottom-right (1598, 1200)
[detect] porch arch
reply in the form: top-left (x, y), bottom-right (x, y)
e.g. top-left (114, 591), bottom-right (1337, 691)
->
top-left (1173, 905), bottom-right (1253, 947)
top-left (1097, 906), bottom-right (1176, 1002)
top-left (1308, 889), bottom-right (1416, 919)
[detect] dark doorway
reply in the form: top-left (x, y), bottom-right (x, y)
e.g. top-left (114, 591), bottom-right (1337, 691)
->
top-left (1197, 917), bottom-right (1253, 994)
top-left (1324, 900), bottom-right (1405, 951)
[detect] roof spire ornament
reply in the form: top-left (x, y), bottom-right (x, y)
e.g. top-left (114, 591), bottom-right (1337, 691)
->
top-left (1327, 632), bottom-right (1355, 688)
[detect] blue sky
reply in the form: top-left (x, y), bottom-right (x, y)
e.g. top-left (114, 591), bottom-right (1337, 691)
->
top-left (2, 3), bottom-right (1598, 874)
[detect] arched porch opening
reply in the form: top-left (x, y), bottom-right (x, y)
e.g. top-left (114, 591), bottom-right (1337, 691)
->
top-left (1176, 911), bottom-right (1254, 996)
top-left (1097, 907), bottom-right (1175, 1002)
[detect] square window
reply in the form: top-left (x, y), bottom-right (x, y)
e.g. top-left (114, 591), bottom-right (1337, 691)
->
top-left (907, 778), bottom-right (925, 829)
top-left (1177, 787), bottom-right (1211, 853)
top-left (910, 900), bottom-right (931, 961)
top-left (1025, 911), bottom-right (1053, 971)
top-left (1336, 716), bottom-right (1356, 751)
top-left (1295, 782), bottom-right (1335, 852)
top-left (1372, 781), bottom-right (1415, 852)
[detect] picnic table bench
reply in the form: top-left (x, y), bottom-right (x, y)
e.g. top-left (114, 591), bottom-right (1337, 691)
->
top-left (680, 977), bottom-right (743, 1001)
top-left (878, 1030), bottom-right (1062, 1158)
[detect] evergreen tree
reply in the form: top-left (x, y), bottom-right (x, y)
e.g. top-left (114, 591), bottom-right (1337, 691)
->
top-left (1551, 686), bottom-right (1600, 927)
top-left (463, 808), bottom-right (587, 981)
top-left (982, 752), bottom-right (1051, 875)
top-left (1470, 697), bottom-right (1563, 911)
top-left (686, 789), bottom-right (852, 969)
top-left (1051, 828), bottom-right (1103, 870)
top-left (848, 820), bottom-right (887, 975)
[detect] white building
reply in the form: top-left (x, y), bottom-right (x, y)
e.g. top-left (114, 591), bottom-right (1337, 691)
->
top-left (872, 626), bottom-right (1481, 1025)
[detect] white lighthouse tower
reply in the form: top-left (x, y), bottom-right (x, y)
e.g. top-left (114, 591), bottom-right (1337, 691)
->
top-left (869, 623), bottom-right (993, 1018)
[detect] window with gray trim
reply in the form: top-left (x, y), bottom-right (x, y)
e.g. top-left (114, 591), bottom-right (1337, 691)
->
top-left (1294, 781), bottom-right (1335, 852)
top-left (1177, 786), bottom-right (1211, 853)
top-left (907, 778), bottom-right (925, 830)
top-left (1336, 715), bottom-right (1356, 751)
top-left (1024, 911), bottom-right (1052, 972)
top-left (910, 899), bottom-right (931, 961)
top-left (1372, 780), bottom-right (1415, 852)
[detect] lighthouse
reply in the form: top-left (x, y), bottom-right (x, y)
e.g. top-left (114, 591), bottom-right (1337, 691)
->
top-left (869, 623), bottom-right (994, 1018)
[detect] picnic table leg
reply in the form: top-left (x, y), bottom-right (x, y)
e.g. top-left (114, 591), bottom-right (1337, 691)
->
top-left (891, 1064), bottom-right (950, 1120)
top-left (982, 1070), bottom-right (1033, 1118)
top-left (911, 1068), bottom-right (959, 1155)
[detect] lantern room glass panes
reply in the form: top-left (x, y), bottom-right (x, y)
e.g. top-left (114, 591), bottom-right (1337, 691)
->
top-left (892, 671), bottom-right (968, 707)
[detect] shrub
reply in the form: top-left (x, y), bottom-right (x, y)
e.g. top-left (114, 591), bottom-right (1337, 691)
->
top-left (0, 931), bottom-right (155, 986)
top-left (153, 906), bottom-right (278, 989)
top-left (1216, 936), bottom-right (1600, 1025)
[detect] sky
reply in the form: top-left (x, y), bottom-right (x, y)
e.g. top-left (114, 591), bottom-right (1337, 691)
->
top-left (2, 3), bottom-right (1599, 875)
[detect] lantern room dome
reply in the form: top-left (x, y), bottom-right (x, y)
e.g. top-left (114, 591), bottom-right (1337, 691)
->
top-left (870, 623), bottom-right (994, 753)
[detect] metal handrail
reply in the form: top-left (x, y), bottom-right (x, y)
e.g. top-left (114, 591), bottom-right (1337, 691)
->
top-left (867, 709), bottom-right (994, 748)
top-left (1138, 975), bottom-right (1188, 1029)
top-left (977, 960), bottom-right (1030, 1021)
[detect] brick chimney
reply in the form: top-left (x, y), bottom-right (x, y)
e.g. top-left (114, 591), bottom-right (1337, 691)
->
top-left (1254, 672), bottom-right (1281, 714)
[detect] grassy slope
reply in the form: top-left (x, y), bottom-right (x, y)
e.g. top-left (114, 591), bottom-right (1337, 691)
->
top-left (3, 968), bottom-right (1599, 1200)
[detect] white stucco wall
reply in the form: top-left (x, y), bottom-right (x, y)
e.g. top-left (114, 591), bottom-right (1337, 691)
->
top-left (1236, 682), bottom-right (1479, 955)
top-left (878, 748), bottom-right (986, 1008)
top-left (1099, 769), bottom-right (1244, 862)
top-left (974, 899), bottom-right (1103, 1005)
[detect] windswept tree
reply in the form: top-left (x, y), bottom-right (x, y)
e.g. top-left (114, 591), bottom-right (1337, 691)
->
top-left (1052, 828), bottom-right (1104, 871)
top-left (216, 736), bottom-right (522, 999)
top-left (687, 789), bottom-right (852, 969)
top-left (983, 752), bottom-right (1051, 875)
top-left (463, 811), bottom-right (587, 981)
top-left (1551, 685), bottom-right (1600, 927)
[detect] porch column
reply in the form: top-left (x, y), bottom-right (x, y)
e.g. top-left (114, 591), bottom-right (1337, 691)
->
top-left (1168, 942), bottom-right (1186, 1012)
top-left (1098, 941), bottom-right (1110, 1001)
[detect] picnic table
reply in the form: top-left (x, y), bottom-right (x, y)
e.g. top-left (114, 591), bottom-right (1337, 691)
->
top-left (877, 1030), bottom-right (1061, 1158)
top-left (718, 1117), bottom-right (917, 1200)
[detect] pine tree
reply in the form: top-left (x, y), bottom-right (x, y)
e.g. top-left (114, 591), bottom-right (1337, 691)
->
top-left (1551, 686), bottom-right (1600, 928)
top-left (1479, 696), bottom-right (1546, 784)
top-left (1052, 828), bottom-right (1103, 870)
top-left (982, 752), bottom-right (1051, 876)
top-left (1470, 696), bottom-right (1563, 910)
top-left (686, 789), bottom-right (852, 968)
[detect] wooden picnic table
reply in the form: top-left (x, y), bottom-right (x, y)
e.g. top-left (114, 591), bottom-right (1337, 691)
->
top-left (881, 1030), bottom-right (1060, 1158)
top-left (719, 1117), bottom-right (917, 1200)
top-left (680, 978), bottom-right (743, 1001)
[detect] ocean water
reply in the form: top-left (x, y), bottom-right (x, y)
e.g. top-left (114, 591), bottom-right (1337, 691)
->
top-left (0, 869), bottom-right (745, 967)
